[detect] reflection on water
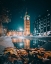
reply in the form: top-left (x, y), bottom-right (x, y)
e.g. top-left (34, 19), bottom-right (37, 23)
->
top-left (12, 38), bottom-right (46, 49)
top-left (0, 37), bottom-right (51, 64)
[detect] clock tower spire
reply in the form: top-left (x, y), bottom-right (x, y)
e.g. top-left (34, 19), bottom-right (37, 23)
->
top-left (24, 11), bottom-right (30, 36)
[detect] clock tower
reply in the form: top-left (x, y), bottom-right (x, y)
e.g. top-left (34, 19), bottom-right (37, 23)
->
top-left (24, 12), bottom-right (30, 36)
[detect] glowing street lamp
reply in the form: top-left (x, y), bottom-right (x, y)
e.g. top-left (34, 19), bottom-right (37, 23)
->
top-left (19, 27), bottom-right (23, 31)
top-left (19, 27), bottom-right (23, 36)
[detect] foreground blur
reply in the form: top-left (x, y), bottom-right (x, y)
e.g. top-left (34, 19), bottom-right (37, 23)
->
top-left (0, 47), bottom-right (51, 64)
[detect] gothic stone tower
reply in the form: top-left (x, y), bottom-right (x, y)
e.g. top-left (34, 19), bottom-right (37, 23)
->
top-left (24, 12), bottom-right (30, 36)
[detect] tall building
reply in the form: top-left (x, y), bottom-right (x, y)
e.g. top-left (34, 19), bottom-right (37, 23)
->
top-left (7, 11), bottom-right (31, 49)
top-left (7, 12), bottom-right (30, 36)
top-left (33, 10), bottom-right (51, 36)
top-left (24, 12), bottom-right (30, 36)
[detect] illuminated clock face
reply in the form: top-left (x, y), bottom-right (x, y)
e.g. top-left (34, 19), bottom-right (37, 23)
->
top-left (27, 17), bottom-right (29, 20)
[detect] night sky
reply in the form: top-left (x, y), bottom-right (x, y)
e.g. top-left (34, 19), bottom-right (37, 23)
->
top-left (0, 0), bottom-right (51, 33)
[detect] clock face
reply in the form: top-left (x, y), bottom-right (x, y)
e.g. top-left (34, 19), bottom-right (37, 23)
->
top-left (27, 17), bottom-right (29, 20)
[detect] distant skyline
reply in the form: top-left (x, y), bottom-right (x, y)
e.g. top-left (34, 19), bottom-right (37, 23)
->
top-left (0, 0), bottom-right (51, 33)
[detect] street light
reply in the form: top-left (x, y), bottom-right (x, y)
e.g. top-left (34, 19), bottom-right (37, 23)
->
top-left (19, 27), bottom-right (23, 31)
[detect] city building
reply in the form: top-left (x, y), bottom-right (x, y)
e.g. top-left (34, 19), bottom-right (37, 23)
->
top-left (7, 11), bottom-right (30, 49)
top-left (7, 11), bottom-right (30, 36)
top-left (7, 30), bottom-right (24, 36)
top-left (24, 12), bottom-right (30, 36)
top-left (0, 23), bottom-right (3, 36)
top-left (0, 23), bottom-right (7, 36)
top-left (33, 10), bottom-right (51, 36)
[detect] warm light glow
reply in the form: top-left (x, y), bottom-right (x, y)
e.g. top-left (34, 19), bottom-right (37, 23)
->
top-left (12, 39), bottom-right (17, 42)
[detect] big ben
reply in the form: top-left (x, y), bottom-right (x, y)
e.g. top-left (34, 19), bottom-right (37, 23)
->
top-left (24, 12), bottom-right (30, 36)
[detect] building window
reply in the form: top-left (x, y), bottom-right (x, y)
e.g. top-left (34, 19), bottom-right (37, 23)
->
top-left (44, 27), bottom-right (46, 32)
top-left (47, 26), bottom-right (50, 31)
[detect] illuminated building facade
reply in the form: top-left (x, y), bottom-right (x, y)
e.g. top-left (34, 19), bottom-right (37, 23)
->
top-left (7, 30), bottom-right (24, 36)
top-left (0, 23), bottom-right (6, 36)
top-left (7, 11), bottom-right (30, 36)
top-left (33, 10), bottom-right (51, 36)
top-left (24, 12), bottom-right (30, 36)
top-left (0, 23), bottom-right (3, 36)
top-left (7, 12), bottom-right (30, 49)
top-left (7, 30), bottom-right (30, 49)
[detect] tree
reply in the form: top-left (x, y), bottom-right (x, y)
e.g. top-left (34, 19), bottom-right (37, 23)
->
top-left (0, 14), bottom-right (11, 24)
top-left (0, 10), bottom-right (11, 36)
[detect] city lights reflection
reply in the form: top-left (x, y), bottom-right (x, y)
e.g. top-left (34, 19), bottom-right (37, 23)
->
top-left (19, 43), bottom-right (23, 46)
